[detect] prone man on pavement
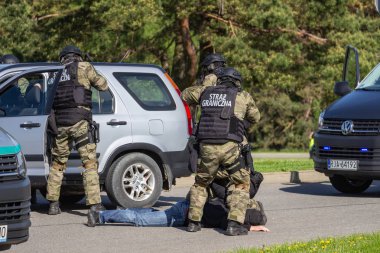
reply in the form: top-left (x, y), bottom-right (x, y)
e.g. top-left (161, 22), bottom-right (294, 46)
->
top-left (181, 66), bottom-right (261, 236)
top-left (46, 45), bottom-right (108, 215)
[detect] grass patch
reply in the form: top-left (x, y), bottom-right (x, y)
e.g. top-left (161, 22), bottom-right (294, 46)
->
top-left (232, 232), bottom-right (380, 253)
top-left (254, 159), bottom-right (313, 173)
top-left (253, 149), bottom-right (308, 153)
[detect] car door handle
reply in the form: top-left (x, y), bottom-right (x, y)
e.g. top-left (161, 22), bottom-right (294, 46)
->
top-left (106, 121), bottom-right (127, 126)
top-left (20, 123), bottom-right (41, 128)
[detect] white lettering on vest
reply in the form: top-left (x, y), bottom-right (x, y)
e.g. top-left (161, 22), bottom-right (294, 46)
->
top-left (59, 69), bottom-right (71, 82)
top-left (201, 93), bottom-right (232, 107)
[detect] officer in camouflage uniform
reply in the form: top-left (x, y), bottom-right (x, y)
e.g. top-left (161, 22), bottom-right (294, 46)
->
top-left (181, 67), bottom-right (260, 236)
top-left (184, 54), bottom-right (226, 173)
top-left (46, 45), bottom-right (108, 215)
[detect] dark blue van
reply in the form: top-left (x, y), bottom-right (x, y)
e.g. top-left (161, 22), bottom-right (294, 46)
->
top-left (314, 45), bottom-right (380, 193)
top-left (0, 127), bottom-right (31, 250)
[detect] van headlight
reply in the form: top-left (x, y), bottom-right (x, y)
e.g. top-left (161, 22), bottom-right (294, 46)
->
top-left (318, 111), bottom-right (325, 129)
top-left (16, 151), bottom-right (27, 178)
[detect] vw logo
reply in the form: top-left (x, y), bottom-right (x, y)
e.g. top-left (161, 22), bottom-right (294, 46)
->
top-left (341, 120), bottom-right (354, 135)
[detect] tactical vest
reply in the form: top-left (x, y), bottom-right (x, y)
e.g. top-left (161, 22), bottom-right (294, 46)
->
top-left (197, 85), bottom-right (244, 144)
top-left (53, 62), bottom-right (92, 126)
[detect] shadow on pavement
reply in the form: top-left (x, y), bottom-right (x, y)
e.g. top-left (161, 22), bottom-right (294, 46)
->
top-left (279, 181), bottom-right (380, 198)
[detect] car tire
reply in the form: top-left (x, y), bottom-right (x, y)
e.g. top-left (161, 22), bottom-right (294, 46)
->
top-left (105, 152), bottom-right (163, 208)
top-left (329, 175), bottom-right (372, 194)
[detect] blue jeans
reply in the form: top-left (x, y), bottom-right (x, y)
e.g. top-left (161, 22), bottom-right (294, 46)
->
top-left (99, 200), bottom-right (189, 227)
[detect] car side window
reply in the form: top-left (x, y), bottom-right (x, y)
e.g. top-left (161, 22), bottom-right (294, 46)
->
top-left (113, 72), bottom-right (176, 111)
top-left (0, 72), bottom-right (50, 117)
top-left (91, 87), bottom-right (114, 114)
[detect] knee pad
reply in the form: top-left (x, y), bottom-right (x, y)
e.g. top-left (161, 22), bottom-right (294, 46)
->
top-left (83, 160), bottom-right (98, 171)
top-left (51, 161), bottom-right (66, 172)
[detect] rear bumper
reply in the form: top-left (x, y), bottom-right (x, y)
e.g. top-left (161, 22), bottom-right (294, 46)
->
top-left (314, 133), bottom-right (380, 180)
top-left (0, 178), bottom-right (31, 246)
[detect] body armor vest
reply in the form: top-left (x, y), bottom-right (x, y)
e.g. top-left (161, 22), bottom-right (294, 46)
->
top-left (197, 85), bottom-right (244, 144)
top-left (53, 62), bottom-right (92, 126)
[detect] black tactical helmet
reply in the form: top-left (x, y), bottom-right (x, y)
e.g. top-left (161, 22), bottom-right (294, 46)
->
top-left (59, 45), bottom-right (83, 61)
top-left (201, 53), bottom-right (226, 67)
top-left (216, 67), bottom-right (243, 83)
top-left (0, 54), bottom-right (20, 64)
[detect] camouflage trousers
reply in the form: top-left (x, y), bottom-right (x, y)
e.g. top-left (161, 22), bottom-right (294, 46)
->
top-left (188, 142), bottom-right (250, 224)
top-left (46, 120), bottom-right (101, 205)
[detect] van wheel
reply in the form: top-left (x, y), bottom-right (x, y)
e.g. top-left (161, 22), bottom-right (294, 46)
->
top-left (0, 244), bottom-right (11, 250)
top-left (106, 153), bottom-right (163, 208)
top-left (329, 175), bottom-right (372, 193)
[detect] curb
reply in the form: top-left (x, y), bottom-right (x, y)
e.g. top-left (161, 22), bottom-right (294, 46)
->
top-left (174, 170), bottom-right (328, 188)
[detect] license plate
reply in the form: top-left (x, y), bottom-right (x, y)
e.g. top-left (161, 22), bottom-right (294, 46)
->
top-left (328, 159), bottom-right (358, 171)
top-left (0, 225), bottom-right (7, 243)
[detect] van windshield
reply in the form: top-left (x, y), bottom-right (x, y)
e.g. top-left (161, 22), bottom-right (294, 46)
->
top-left (357, 63), bottom-right (380, 90)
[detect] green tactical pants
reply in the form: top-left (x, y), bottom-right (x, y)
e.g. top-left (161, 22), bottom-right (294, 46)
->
top-left (46, 120), bottom-right (101, 205)
top-left (188, 141), bottom-right (250, 224)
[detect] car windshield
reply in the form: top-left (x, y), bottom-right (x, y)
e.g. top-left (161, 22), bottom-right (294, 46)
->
top-left (357, 63), bottom-right (380, 90)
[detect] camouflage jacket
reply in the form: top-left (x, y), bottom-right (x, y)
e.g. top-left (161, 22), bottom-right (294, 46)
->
top-left (76, 62), bottom-right (108, 91)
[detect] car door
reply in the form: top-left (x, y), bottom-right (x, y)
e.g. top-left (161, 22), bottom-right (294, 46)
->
top-left (0, 66), bottom-right (63, 178)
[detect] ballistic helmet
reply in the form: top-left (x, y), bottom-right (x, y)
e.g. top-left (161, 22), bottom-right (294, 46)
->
top-left (0, 54), bottom-right (20, 64)
top-left (201, 53), bottom-right (226, 67)
top-left (216, 67), bottom-right (243, 83)
top-left (59, 45), bottom-right (83, 61)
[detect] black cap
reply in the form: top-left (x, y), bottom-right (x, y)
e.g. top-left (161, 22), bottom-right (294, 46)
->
top-left (59, 45), bottom-right (83, 60)
top-left (216, 67), bottom-right (243, 82)
top-left (201, 53), bottom-right (226, 67)
top-left (0, 54), bottom-right (20, 64)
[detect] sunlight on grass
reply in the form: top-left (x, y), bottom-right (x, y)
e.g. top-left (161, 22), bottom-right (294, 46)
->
top-left (254, 159), bottom-right (313, 173)
top-left (231, 232), bottom-right (380, 253)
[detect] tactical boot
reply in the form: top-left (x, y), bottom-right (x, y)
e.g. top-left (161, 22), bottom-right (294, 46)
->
top-left (187, 220), bottom-right (201, 232)
top-left (225, 220), bottom-right (248, 236)
top-left (90, 203), bottom-right (106, 212)
top-left (87, 209), bottom-right (100, 227)
top-left (48, 201), bottom-right (61, 215)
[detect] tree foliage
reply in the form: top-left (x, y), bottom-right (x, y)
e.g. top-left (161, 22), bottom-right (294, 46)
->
top-left (1, 0), bottom-right (380, 149)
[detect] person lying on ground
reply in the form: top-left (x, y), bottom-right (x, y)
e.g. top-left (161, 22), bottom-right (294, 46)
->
top-left (87, 197), bottom-right (269, 232)
top-left (87, 170), bottom-right (267, 232)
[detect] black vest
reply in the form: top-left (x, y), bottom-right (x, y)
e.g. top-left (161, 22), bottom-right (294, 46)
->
top-left (53, 62), bottom-right (92, 126)
top-left (197, 85), bottom-right (244, 144)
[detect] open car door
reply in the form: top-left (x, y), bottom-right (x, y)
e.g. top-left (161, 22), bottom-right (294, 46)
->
top-left (0, 66), bottom-right (63, 182)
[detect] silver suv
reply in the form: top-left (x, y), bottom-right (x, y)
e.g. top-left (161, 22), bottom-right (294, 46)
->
top-left (0, 63), bottom-right (192, 208)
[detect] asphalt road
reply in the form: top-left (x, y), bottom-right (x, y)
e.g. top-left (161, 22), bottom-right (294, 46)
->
top-left (6, 174), bottom-right (380, 253)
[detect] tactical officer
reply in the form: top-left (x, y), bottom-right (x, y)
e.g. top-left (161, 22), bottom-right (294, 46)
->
top-left (0, 54), bottom-right (20, 64)
top-left (181, 67), bottom-right (260, 236)
top-left (185, 53), bottom-right (227, 173)
top-left (46, 45), bottom-right (108, 215)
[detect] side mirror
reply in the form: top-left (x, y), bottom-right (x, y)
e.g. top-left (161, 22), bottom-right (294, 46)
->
top-left (334, 81), bottom-right (352, 97)
top-left (0, 108), bottom-right (5, 117)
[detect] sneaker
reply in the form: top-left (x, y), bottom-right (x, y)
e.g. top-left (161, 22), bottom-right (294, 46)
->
top-left (87, 209), bottom-right (100, 227)
top-left (48, 201), bottom-right (61, 215)
top-left (187, 220), bottom-right (201, 232)
top-left (225, 220), bottom-right (248, 236)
